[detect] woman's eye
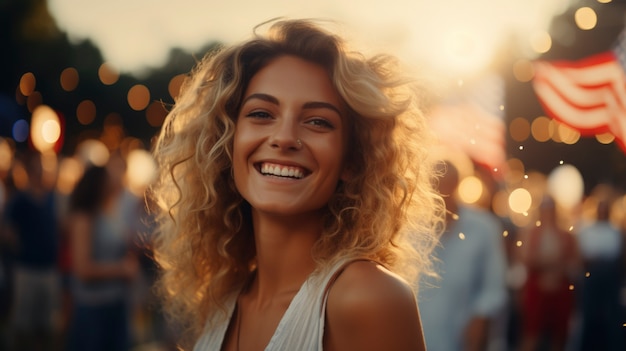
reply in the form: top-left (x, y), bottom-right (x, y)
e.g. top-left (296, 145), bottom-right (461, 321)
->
top-left (307, 118), bottom-right (335, 129)
top-left (246, 111), bottom-right (272, 119)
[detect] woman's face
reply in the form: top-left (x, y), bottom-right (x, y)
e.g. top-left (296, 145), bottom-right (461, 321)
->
top-left (233, 55), bottom-right (348, 217)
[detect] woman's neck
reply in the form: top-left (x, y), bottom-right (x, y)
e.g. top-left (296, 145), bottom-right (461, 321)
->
top-left (248, 210), bottom-right (322, 304)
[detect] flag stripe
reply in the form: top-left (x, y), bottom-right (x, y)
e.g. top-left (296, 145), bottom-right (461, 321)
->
top-left (532, 34), bottom-right (626, 153)
top-left (534, 64), bottom-right (613, 110)
top-left (534, 78), bottom-right (612, 133)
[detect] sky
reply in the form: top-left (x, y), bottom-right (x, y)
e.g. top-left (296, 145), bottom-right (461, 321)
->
top-left (47, 0), bottom-right (573, 78)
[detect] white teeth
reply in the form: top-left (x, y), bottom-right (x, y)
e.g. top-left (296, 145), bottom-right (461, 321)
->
top-left (260, 163), bottom-right (305, 179)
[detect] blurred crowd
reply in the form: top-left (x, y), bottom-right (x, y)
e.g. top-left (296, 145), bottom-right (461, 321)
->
top-left (0, 146), bottom-right (178, 351)
top-left (0, 146), bottom-right (625, 351)
top-left (417, 161), bottom-right (626, 351)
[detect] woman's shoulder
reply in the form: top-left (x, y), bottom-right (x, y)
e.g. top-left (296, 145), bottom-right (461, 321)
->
top-left (324, 261), bottom-right (424, 350)
top-left (328, 260), bottom-right (415, 304)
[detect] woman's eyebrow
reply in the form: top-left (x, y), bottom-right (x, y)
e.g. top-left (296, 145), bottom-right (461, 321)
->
top-left (242, 93), bottom-right (341, 116)
top-left (241, 93), bottom-right (279, 106)
top-left (302, 101), bottom-right (341, 115)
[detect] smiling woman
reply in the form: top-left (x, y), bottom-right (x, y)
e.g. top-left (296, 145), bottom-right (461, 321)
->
top-left (147, 19), bottom-right (444, 351)
top-left (233, 56), bottom-right (348, 216)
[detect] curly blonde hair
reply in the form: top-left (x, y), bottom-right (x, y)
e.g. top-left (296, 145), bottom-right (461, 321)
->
top-left (148, 18), bottom-right (444, 347)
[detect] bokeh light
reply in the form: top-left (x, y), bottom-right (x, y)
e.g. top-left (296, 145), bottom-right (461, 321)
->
top-left (76, 100), bottom-right (97, 125)
top-left (530, 30), bottom-right (552, 54)
top-left (168, 74), bottom-right (185, 100)
top-left (492, 189), bottom-right (509, 218)
top-left (509, 187), bottom-right (533, 214)
top-left (56, 156), bottom-right (84, 195)
top-left (513, 59), bottom-right (535, 83)
top-left (547, 164), bottom-right (584, 209)
top-left (11, 160), bottom-right (28, 190)
top-left (12, 120), bottom-right (29, 142)
top-left (510, 117), bottom-right (530, 142)
top-left (146, 101), bottom-right (168, 127)
top-left (575, 7), bottom-right (597, 30)
top-left (557, 123), bottom-right (580, 145)
top-left (458, 175), bottom-right (483, 204)
top-left (19, 72), bottom-right (36, 96)
top-left (531, 116), bottom-right (553, 142)
top-left (126, 148), bottom-right (156, 196)
top-left (76, 139), bottom-right (110, 167)
top-left (99, 62), bottom-right (120, 85)
top-left (595, 132), bottom-right (615, 144)
top-left (42, 120), bottom-right (61, 143)
top-left (60, 67), bottom-right (79, 91)
top-left (128, 84), bottom-right (150, 111)
top-left (0, 138), bottom-right (13, 174)
top-left (551, 121), bottom-right (564, 143)
top-left (30, 104), bottom-right (61, 153)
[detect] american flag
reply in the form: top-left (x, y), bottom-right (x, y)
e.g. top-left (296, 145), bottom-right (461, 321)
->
top-left (532, 29), bottom-right (626, 152)
top-left (428, 73), bottom-right (507, 174)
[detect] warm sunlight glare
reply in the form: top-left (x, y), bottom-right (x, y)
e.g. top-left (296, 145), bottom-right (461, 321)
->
top-left (48, 0), bottom-right (573, 76)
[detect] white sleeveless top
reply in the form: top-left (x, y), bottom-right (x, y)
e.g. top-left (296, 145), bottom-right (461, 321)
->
top-left (193, 259), bottom-right (354, 351)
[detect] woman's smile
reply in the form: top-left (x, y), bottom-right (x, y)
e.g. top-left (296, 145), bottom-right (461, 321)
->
top-left (257, 161), bottom-right (309, 179)
top-left (232, 55), bottom-right (349, 216)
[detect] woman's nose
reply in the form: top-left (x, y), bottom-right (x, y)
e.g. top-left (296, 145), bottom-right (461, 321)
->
top-left (268, 117), bottom-right (301, 151)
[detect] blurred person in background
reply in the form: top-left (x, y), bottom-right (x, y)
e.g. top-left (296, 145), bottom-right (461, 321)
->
top-left (64, 157), bottom-right (139, 351)
top-left (131, 195), bottom-right (181, 350)
top-left (418, 161), bottom-right (508, 351)
top-left (0, 149), bottom-right (61, 351)
top-left (574, 190), bottom-right (625, 351)
top-left (518, 195), bottom-right (579, 351)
